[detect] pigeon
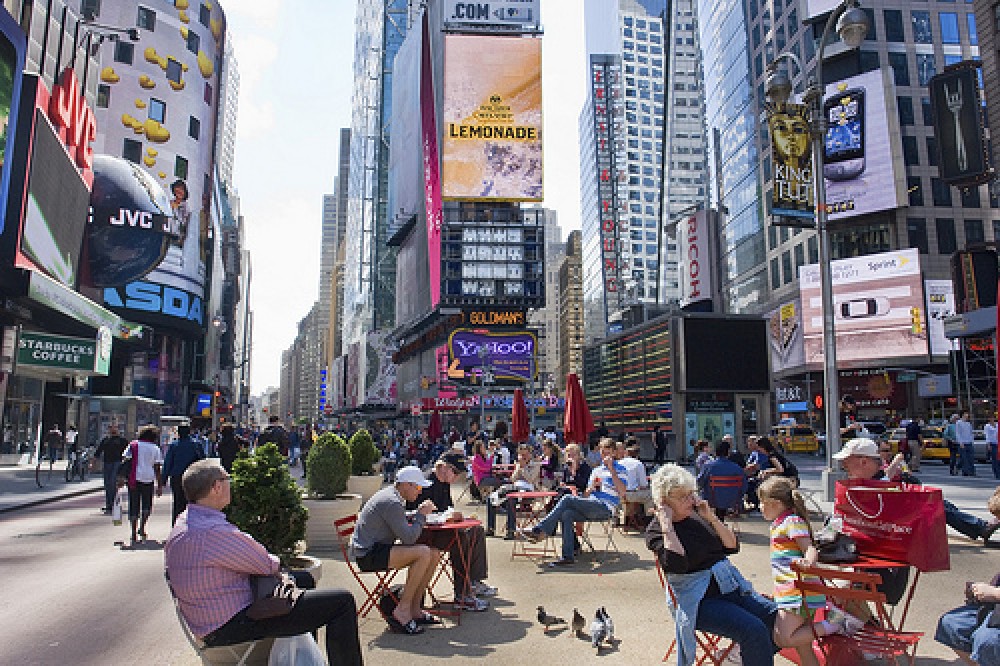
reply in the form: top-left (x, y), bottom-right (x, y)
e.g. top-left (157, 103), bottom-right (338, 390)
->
top-left (537, 605), bottom-right (566, 632)
top-left (590, 609), bottom-right (608, 649)
top-left (600, 606), bottom-right (615, 642)
top-left (571, 608), bottom-right (586, 637)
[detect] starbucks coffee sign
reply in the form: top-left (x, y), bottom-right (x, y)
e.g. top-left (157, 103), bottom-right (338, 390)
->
top-left (16, 331), bottom-right (110, 375)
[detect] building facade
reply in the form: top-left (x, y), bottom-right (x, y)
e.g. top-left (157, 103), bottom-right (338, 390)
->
top-left (558, 230), bottom-right (585, 392)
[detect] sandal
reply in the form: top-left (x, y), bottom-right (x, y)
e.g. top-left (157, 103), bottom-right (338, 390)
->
top-left (386, 615), bottom-right (425, 635)
top-left (415, 612), bottom-right (442, 625)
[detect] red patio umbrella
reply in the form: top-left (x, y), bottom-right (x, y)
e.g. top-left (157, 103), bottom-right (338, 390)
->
top-left (511, 388), bottom-right (531, 443)
top-left (563, 373), bottom-right (595, 445)
top-left (426, 410), bottom-right (443, 442)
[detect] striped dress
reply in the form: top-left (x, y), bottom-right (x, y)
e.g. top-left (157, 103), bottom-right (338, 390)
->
top-left (770, 510), bottom-right (826, 613)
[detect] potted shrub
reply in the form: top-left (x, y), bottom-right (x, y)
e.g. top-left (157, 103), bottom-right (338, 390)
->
top-left (226, 443), bottom-right (319, 579)
top-left (303, 432), bottom-right (360, 555)
top-left (306, 431), bottom-right (352, 498)
top-left (347, 429), bottom-right (383, 502)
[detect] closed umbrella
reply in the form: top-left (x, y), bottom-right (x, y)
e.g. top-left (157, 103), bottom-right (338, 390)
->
top-left (426, 410), bottom-right (443, 442)
top-left (563, 373), bottom-right (595, 445)
top-left (511, 388), bottom-right (530, 444)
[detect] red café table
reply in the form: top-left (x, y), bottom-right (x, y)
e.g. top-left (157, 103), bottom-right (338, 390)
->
top-left (423, 517), bottom-right (482, 623)
top-left (506, 490), bottom-right (558, 560)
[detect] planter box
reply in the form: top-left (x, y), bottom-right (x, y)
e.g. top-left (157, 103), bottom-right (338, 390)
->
top-left (303, 494), bottom-right (362, 556)
top-left (347, 474), bottom-right (384, 504)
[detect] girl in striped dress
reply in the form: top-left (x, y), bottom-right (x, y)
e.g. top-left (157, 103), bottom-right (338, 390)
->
top-left (759, 477), bottom-right (864, 665)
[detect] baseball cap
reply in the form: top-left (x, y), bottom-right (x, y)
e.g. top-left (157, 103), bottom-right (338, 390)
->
top-left (439, 451), bottom-right (467, 473)
top-left (832, 437), bottom-right (880, 460)
top-left (396, 466), bottom-right (432, 487)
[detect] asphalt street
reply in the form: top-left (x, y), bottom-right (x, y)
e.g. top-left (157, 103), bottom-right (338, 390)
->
top-left (0, 455), bottom-right (996, 665)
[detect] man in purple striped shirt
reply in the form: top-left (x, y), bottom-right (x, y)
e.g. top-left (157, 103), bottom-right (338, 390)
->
top-left (165, 460), bottom-right (362, 665)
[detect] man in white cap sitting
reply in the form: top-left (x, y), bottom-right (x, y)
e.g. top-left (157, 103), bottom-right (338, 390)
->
top-left (835, 438), bottom-right (999, 546)
top-left (350, 465), bottom-right (441, 635)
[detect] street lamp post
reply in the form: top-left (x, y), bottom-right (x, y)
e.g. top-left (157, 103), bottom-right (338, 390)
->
top-left (477, 345), bottom-right (492, 431)
top-left (765, 0), bottom-right (869, 501)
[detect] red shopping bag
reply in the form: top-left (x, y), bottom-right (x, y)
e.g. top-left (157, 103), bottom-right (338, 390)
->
top-left (834, 478), bottom-right (950, 572)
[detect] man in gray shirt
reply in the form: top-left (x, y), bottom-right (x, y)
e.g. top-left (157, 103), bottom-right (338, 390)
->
top-left (350, 466), bottom-right (440, 635)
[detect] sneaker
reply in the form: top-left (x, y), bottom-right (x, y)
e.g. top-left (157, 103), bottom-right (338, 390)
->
top-left (516, 527), bottom-right (545, 543)
top-left (982, 519), bottom-right (1000, 543)
top-left (472, 582), bottom-right (497, 597)
top-left (826, 604), bottom-right (865, 635)
top-left (455, 595), bottom-right (489, 611)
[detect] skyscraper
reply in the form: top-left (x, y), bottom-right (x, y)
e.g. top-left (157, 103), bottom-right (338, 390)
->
top-left (580, 0), bottom-right (708, 343)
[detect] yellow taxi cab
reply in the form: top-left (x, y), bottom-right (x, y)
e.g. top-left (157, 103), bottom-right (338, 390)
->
top-left (886, 426), bottom-right (947, 461)
top-left (770, 424), bottom-right (819, 453)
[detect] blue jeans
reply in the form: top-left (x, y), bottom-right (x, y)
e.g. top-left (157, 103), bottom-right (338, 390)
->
top-left (991, 443), bottom-right (1000, 480)
top-left (534, 494), bottom-right (612, 560)
top-left (936, 604), bottom-right (1000, 664)
top-left (698, 589), bottom-right (778, 666)
top-left (102, 461), bottom-right (121, 511)
top-left (960, 443), bottom-right (976, 476)
top-left (944, 499), bottom-right (988, 539)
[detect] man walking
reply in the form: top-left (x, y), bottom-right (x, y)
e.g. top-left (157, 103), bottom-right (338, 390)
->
top-left (162, 423), bottom-right (205, 525)
top-left (95, 426), bottom-right (128, 513)
top-left (986, 415), bottom-right (999, 481)
top-left (957, 411), bottom-right (976, 477)
top-left (904, 417), bottom-right (924, 472)
top-left (944, 414), bottom-right (960, 476)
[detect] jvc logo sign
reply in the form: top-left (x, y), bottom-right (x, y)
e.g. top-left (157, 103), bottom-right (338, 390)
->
top-left (110, 209), bottom-right (155, 228)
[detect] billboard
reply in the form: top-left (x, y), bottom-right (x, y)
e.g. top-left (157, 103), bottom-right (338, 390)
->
top-left (677, 210), bottom-right (713, 309)
top-left (767, 102), bottom-right (814, 219)
top-left (799, 248), bottom-right (928, 364)
top-left (442, 34), bottom-right (542, 201)
top-left (421, 13), bottom-right (443, 306)
top-left (14, 108), bottom-right (91, 286)
top-left (447, 329), bottom-right (537, 381)
top-left (442, 0), bottom-right (539, 28)
top-left (364, 330), bottom-right (398, 407)
top-left (929, 64), bottom-right (990, 185)
top-left (0, 9), bottom-right (25, 238)
top-left (768, 299), bottom-right (806, 372)
top-left (589, 54), bottom-right (627, 323)
top-left (823, 69), bottom-right (907, 222)
top-left (925, 279), bottom-right (957, 357)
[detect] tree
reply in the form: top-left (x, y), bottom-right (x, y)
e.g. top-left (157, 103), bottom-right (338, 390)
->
top-left (306, 432), bottom-right (351, 497)
top-left (349, 428), bottom-right (379, 476)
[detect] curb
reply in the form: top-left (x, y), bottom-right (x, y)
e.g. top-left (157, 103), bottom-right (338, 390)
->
top-left (0, 483), bottom-right (103, 514)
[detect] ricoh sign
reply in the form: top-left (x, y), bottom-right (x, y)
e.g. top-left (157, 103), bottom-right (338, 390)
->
top-left (678, 210), bottom-right (713, 309)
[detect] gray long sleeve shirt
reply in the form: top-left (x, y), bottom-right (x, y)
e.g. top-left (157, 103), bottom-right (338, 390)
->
top-left (350, 485), bottom-right (426, 559)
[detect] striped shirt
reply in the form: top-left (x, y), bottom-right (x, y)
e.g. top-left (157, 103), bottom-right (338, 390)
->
top-left (164, 503), bottom-right (280, 638)
top-left (769, 510), bottom-right (825, 612)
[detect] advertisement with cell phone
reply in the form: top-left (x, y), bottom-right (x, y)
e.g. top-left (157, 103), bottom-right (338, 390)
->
top-left (822, 69), bottom-right (907, 222)
top-left (799, 248), bottom-right (929, 365)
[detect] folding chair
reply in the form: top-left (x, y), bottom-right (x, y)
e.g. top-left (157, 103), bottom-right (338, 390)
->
top-left (791, 561), bottom-right (923, 665)
top-left (656, 561), bottom-right (737, 665)
top-left (165, 572), bottom-right (272, 665)
top-left (333, 513), bottom-right (401, 618)
top-left (580, 513), bottom-right (620, 559)
top-left (705, 474), bottom-right (747, 524)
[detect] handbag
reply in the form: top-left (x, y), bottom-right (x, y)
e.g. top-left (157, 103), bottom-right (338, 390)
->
top-left (246, 573), bottom-right (303, 620)
top-left (815, 531), bottom-right (859, 564)
top-left (111, 489), bottom-right (124, 526)
top-left (834, 478), bottom-right (949, 572)
top-left (267, 633), bottom-right (325, 666)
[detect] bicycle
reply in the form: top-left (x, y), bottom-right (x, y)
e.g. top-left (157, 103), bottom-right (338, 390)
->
top-left (35, 451), bottom-right (54, 487)
top-left (65, 448), bottom-right (91, 482)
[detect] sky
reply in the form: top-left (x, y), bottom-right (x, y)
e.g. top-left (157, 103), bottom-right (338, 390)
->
top-left (225, 1), bottom-right (586, 394)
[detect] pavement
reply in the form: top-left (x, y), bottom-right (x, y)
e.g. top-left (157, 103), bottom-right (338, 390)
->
top-left (1, 456), bottom-right (997, 664)
top-left (0, 458), bottom-right (104, 513)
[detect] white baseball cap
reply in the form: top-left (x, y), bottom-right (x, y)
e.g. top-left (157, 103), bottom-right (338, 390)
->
top-left (832, 437), bottom-right (880, 460)
top-left (396, 466), bottom-right (432, 487)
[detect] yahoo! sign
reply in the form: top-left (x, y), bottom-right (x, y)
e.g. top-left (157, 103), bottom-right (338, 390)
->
top-left (448, 329), bottom-right (537, 381)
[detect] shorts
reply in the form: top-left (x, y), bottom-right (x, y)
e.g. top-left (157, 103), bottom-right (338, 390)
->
top-left (356, 542), bottom-right (393, 572)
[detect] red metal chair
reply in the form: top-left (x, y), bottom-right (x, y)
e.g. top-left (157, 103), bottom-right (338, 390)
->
top-left (705, 474), bottom-right (747, 523)
top-left (656, 560), bottom-right (737, 664)
top-left (791, 561), bottom-right (923, 665)
top-left (334, 513), bottom-right (401, 619)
